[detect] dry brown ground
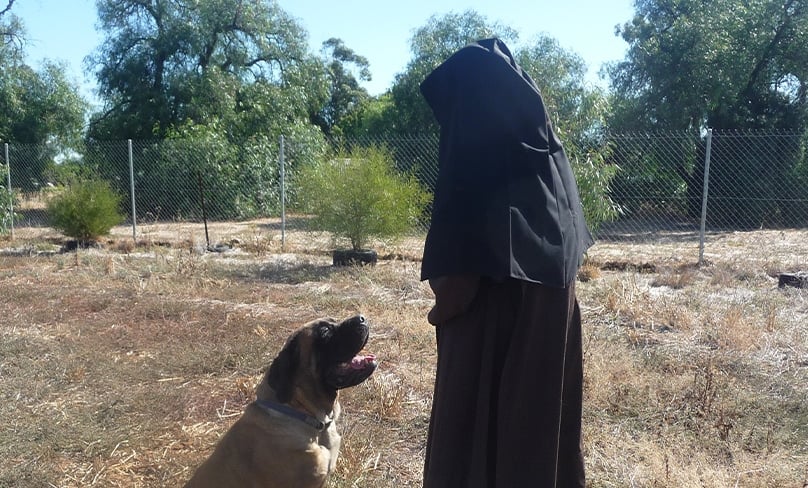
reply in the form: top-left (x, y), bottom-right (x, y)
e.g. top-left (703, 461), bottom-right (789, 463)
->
top-left (1, 222), bottom-right (806, 487)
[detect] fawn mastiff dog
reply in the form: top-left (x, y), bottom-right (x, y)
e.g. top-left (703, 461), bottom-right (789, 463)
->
top-left (184, 315), bottom-right (377, 488)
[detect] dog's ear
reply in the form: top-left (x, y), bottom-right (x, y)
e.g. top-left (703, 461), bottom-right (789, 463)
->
top-left (266, 334), bottom-right (300, 403)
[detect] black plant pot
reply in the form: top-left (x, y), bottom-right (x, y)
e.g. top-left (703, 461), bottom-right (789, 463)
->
top-left (62, 239), bottom-right (101, 252)
top-left (332, 249), bottom-right (378, 267)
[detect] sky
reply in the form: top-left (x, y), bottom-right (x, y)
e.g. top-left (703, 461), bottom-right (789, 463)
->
top-left (13, 0), bottom-right (635, 103)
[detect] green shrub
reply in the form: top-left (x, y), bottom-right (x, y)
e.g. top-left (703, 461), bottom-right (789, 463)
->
top-left (1, 162), bottom-right (17, 236)
top-left (297, 145), bottom-right (431, 251)
top-left (47, 179), bottom-right (124, 243)
top-left (570, 145), bottom-right (621, 234)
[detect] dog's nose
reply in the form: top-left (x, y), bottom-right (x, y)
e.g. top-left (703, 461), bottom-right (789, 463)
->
top-left (357, 315), bottom-right (366, 324)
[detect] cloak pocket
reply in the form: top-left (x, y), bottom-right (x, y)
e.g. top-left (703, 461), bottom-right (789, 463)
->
top-left (520, 142), bottom-right (550, 167)
top-left (427, 274), bottom-right (481, 326)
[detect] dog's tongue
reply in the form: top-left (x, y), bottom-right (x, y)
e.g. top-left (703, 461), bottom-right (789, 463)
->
top-left (350, 354), bottom-right (376, 370)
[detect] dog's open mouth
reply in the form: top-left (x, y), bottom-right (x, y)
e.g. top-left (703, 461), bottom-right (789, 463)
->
top-left (327, 353), bottom-right (377, 389)
top-left (349, 354), bottom-right (376, 370)
top-left (335, 353), bottom-right (377, 376)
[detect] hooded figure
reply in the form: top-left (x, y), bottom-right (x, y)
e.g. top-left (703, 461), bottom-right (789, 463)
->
top-left (420, 38), bottom-right (592, 285)
top-left (420, 38), bottom-right (590, 488)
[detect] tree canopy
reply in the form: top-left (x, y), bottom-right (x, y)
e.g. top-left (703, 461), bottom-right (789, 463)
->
top-left (608, 0), bottom-right (808, 130)
top-left (0, 3), bottom-right (87, 189)
top-left (0, 0), bottom-right (21, 58)
top-left (87, 0), bottom-right (327, 141)
top-left (311, 37), bottom-right (371, 136)
top-left (0, 2), bottom-right (85, 147)
top-left (605, 0), bottom-right (808, 228)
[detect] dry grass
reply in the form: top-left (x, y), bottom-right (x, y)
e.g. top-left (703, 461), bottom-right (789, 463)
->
top-left (1, 225), bottom-right (807, 487)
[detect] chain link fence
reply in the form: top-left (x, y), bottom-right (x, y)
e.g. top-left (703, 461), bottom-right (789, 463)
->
top-left (2, 130), bottom-right (807, 264)
top-left (604, 130), bottom-right (808, 231)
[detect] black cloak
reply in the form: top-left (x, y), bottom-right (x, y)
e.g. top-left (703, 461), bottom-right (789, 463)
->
top-left (419, 38), bottom-right (593, 287)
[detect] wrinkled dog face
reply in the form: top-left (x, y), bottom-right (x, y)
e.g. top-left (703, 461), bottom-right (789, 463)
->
top-left (266, 315), bottom-right (377, 403)
top-left (316, 315), bottom-right (376, 390)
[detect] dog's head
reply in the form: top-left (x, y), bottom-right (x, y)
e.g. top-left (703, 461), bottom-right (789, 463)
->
top-left (261, 315), bottom-right (377, 406)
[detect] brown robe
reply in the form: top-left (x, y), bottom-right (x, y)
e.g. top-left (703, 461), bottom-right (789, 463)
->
top-left (423, 276), bottom-right (585, 487)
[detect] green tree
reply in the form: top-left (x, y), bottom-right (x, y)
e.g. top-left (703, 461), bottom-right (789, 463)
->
top-left (607, 0), bottom-right (808, 227)
top-left (0, 1), bottom-right (22, 58)
top-left (88, 0), bottom-right (326, 141)
top-left (608, 0), bottom-right (807, 130)
top-left (135, 121), bottom-right (315, 220)
top-left (339, 94), bottom-right (399, 138)
top-left (86, 0), bottom-right (330, 221)
top-left (312, 38), bottom-right (371, 136)
top-left (570, 148), bottom-right (621, 234)
top-left (0, 6), bottom-right (87, 190)
top-left (0, 175), bottom-right (15, 235)
top-left (0, 62), bottom-right (85, 146)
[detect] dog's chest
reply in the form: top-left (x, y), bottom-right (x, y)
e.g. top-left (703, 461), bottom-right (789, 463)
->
top-left (318, 423), bottom-right (342, 473)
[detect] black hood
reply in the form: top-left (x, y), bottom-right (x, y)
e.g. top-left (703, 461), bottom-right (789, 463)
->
top-left (419, 38), bottom-right (593, 287)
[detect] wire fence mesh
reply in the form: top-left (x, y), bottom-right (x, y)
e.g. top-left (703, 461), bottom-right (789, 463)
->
top-left (2, 129), bottom-right (807, 264)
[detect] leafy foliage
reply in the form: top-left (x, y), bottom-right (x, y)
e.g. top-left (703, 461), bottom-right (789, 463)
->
top-left (608, 0), bottom-right (808, 130)
top-left (297, 145), bottom-right (431, 251)
top-left (607, 131), bottom-right (703, 219)
top-left (312, 38), bottom-right (372, 136)
top-left (0, 7), bottom-right (87, 190)
top-left (607, 0), bottom-right (808, 225)
top-left (707, 130), bottom-right (808, 228)
top-left (568, 144), bottom-right (621, 233)
top-left (339, 94), bottom-right (400, 139)
top-left (86, 122), bottom-right (327, 222)
top-left (47, 180), bottom-right (124, 243)
top-left (0, 2), bottom-right (23, 63)
top-left (88, 0), bottom-right (326, 141)
top-left (0, 167), bottom-right (16, 235)
top-left (86, 0), bottom-right (346, 222)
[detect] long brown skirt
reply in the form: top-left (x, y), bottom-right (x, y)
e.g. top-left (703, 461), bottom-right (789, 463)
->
top-left (423, 276), bottom-right (585, 488)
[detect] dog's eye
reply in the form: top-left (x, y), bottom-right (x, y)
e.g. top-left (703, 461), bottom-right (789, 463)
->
top-left (318, 324), bottom-right (334, 341)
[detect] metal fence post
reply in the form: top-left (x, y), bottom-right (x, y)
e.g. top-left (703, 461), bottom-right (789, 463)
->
top-left (698, 128), bottom-right (713, 265)
top-left (280, 135), bottom-right (286, 251)
top-left (128, 139), bottom-right (137, 241)
top-left (5, 143), bottom-right (13, 240)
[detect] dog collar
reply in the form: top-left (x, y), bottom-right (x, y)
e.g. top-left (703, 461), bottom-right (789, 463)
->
top-left (254, 399), bottom-right (331, 431)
